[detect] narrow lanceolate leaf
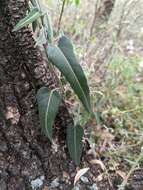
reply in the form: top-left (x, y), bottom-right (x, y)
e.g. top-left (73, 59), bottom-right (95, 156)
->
top-left (47, 45), bottom-right (91, 113)
top-left (58, 35), bottom-right (91, 108)
top-left (44, 13), bottom-right (53, 43)
top-left (32, 20), bottom-right (38, 32)
top-left (30, 0), bottom-right (37, 7)
top-left (67, 125), bottom-right (84, 165)
top-left (37, 87), bottom-right (61, 142)
top-left (13, 8), bottom-right (42, 32)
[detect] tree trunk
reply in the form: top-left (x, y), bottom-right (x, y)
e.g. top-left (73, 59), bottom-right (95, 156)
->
top-left (0, 0), bottom-right (75, 189)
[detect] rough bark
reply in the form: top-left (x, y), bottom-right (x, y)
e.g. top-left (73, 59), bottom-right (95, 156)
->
top-left (0, 0), bottom-right (75, 189)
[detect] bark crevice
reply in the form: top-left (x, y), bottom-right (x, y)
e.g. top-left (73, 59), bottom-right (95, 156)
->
top-left (0, 0), bottom-right (75, 189)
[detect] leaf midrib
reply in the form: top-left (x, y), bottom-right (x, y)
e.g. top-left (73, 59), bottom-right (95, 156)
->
top-left (13, 9), bottom-right (41, 31)
top-left (74, 127), bottom-right (77, 163)
top-left (61, 52), bottom-right (91, 112)
top-left (45, 89), bottom-right (55, 141)
top-left (51, 47), bottom-right (91, 113)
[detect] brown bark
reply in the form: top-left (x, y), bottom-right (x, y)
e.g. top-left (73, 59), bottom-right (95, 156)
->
top-left (0, 0), bottom-right (75, 189)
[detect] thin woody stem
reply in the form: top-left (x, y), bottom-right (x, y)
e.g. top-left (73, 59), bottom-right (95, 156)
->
top-left (58, 0), bottom-right (66, 33)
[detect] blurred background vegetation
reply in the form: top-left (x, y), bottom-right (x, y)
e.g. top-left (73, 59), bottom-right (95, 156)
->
top-left (40, 0), bottom-right (143, 186)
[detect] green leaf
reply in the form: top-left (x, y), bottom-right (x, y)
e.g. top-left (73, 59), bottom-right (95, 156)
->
top-left (67, 0), bottom-right (80, 6)
top-left (47, 45), bottom-right (91, 113)
top-left (67, 125), bottom-right (84, 165)
top-left (13, 8), bottom-right (42, 32)
top-left (30, 0), bottom-right (37, 7)
top-left (58, 35), bottom-right (91, 107)
top-left (74, 0), bottom-right (80, 5)
top-left (44, 13), bottom-right (53, 43)
top-left (37, 87), bottom-right (61, 141)
top-left (32, 20), bottom-right (38, 32)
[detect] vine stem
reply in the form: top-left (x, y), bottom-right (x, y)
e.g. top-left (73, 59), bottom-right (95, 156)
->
top-left (35, 0), bottom-right (66, 96)
top-left (58, 0), bottom-right (66, 33)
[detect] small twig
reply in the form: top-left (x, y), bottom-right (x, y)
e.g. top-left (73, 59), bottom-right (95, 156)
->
top-left (58, 0), bottom-right (66, 33)
top-left (89, 0), bottom-right (100, 38)
top-left (86, 0), bottom-right (100, 52)
top-left (113, 106), bottom-right (143, 116)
